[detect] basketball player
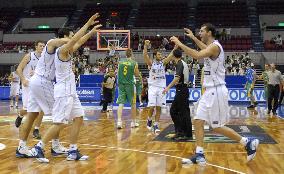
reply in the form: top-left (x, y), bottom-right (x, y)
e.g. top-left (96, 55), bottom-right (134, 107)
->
top-left (116, 48), bottom-right (140, 129)
top-left (15, 41), bottom-right (45, 140)
top-left (30, 15), bottom-right (102, 163)
top-left (143, 40), bottom-right (175, 133)
top-left (245, 64), bottom-right (258, 109)
top-left (8, 70), bottom-right (20, 108)
top-left (16, 29), bottom-right (75, 158)
top-left (170, 24), bottom-right (259, 164)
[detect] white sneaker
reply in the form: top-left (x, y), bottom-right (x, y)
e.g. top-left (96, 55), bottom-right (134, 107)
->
top-left (30, 146), bottom-right (49, 163)
top-left (51, 143), bottom-right (69, 156)
top-left (131, 121), bottom-right (139, 128)
top-left (16, 145), bottom-right (33, 158)
top-left (66, 149), bottom-right (89, 161)
top-left (117, 121), bottom-right (123, 129)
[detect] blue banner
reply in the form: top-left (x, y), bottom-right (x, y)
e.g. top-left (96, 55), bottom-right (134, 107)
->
top-left (166, 88), bottom-right (265, 102)
top-left (1, 86), bottom-right (265, 102)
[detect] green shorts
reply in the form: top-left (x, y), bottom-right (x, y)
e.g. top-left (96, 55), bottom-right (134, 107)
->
top-left (245, 83), bottom-right (254, 97)
top-left (116, 83), bottom-right (136, 105)
top-left (136, 84), bottom-right (142, 95)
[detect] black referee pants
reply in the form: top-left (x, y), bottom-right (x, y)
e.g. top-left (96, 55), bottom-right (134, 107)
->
top-left (101, 88), bottom-right (113, 111)
top-left (170, 85), bottom-right (192, 138)
top-left (267, 84), bottom-right (280, 113)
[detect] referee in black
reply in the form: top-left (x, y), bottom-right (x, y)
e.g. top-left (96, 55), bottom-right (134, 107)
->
top-left (163, 48), bottom-right (192, 140)
top-left (267, 63), bottom-right (284, 115)
top-left (101, 68), bottom-right (116, 113)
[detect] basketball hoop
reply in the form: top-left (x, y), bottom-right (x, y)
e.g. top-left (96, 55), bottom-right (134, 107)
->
top-left (97, 30), bottom-right (130, 51)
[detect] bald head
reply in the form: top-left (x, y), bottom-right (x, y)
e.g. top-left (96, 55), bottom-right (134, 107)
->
top-left (270, 63), bottom-right (275, 71)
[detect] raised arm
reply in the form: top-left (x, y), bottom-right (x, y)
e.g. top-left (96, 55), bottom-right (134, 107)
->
top-left (143, 40), bottom-right (152, 66)
top-left (184, 28), bottom-right (207, 50)
top-left (16, 53), bottom-right (30, 87)
top-left (72, 24), bottom-right (102, 52)
top-left (46, 38), bottom-right (70, 54)
top-left (170, 36), bottom-right (219, 60)
top-left (60, 14), bottom-right (101, 60)
top-left (162, 45), bottom-right (178, 65)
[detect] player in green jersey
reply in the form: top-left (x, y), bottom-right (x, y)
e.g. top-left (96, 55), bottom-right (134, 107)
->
top-left (116, 48), bottom-right (140, 129)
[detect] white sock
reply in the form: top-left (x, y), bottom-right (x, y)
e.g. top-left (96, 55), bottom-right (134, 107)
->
top-left (52, 139), bottom-right (60, 147)
top-left (15, 102), bottom-right (18, 105)
top-left (154, 122), bottom-right (158, 126)
top-left (196, 146), bottom-right (204, 154)
top-left (19, 140), bottom-right (26, 147)
top-left (34, 126), bottom-right (39, 130)
top-left (37, 141), bottom-right (45, 148)
top-left (240, 137), bottom-right (249, 146)
top-left (148, 117), bottom-right (152, 121)
top-left (69, 144), bottom-right (77, 151)
top-left (18, 114), bottom-right (24, 118)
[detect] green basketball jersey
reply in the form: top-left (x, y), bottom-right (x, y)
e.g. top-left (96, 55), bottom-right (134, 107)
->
top-left (118, 58), bottom-right (137, 85)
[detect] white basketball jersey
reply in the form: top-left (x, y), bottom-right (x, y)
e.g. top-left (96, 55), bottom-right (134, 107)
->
top-left (34, 39), bottom-right (56, 81)
top-left (11, 72), bottom-right (20, 84)
top-left (148, 60), bottom-right (166, 88)
top-left (23, 52), bottom-right (39, 80)
top-left (54, 47), bottom-right (76, 98)
top-left (203, 40), bottom-right (226, 88)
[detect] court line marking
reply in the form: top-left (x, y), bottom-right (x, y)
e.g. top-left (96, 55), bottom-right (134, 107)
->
top-left (0, 137), bottom-right (245, 174)
top-left (76, 143), bottom-right (247, 174)
top-left (2, 137), bottom-right (284, 173)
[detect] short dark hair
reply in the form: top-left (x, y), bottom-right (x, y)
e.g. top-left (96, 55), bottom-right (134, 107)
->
top-left (201, 23), bottom-right (216, 37)
top-left (34, 40), bottom-right (45, 46)
top-left (153, 49), bottom-right (161, 58)
top-left (57, 27), bottom-right (73, 38)
top-left (173, 49), bottom-right (182, 58)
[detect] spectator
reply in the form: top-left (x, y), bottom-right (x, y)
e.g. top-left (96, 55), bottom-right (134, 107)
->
top-left (83, 46), bottom-right (90, 62)
top-left (275, 35), bottom-right (282, 49)
top-left (261, 22), bottom-right (267, 37)
top-left (225, 28), bottom-right (231, 40)
top-left (220, 28), bottom-right (226, 40)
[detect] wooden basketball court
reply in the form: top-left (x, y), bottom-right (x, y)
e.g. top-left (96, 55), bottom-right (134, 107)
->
top-left (0, 101), bottom-right (283, 174)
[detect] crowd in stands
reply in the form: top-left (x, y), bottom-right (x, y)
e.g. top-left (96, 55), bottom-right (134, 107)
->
top-left (0, 73), bottom-right (9, 86)
top-left (269, 35), bottom-right (283, 49)
top-left (225, 52), bottom-right (253, 75)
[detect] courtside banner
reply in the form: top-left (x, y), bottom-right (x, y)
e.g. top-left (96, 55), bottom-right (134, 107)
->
top-left (76, 87), bottom-right (101, 100)
top-left (0, 87), bottom-right (265, 102)
top-left (165, 88), bottom-right (265, 102)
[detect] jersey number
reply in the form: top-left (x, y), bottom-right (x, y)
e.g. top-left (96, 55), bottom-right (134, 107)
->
top-left (123, 65), bottom-right (128, 76)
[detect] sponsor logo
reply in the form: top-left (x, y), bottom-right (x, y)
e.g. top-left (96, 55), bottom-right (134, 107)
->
top-left (166, 88), bottom-right (265, 102)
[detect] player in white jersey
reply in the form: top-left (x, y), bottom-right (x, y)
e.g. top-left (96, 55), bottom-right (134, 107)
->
top-left (16, 29), bottom-right (74, 158)
top-left (170, 24), bottom-right (259, 164)
top-left (143, 40), bottom-right (175, 133)
top-left (8, 71), bottom-right (20, 108)
top-left (15, 41), bottom-right (45, 140)
top-left (30, 14), bottom-right (102, 163)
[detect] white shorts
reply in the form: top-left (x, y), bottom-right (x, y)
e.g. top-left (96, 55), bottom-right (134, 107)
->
top-left (10, 83), bottom-right (20, 97)
top-left (147, 86), bottom-right (166, 107)
top-left (27, 75), bottom-right (54, 115)
top-left (195, 85), bottom-right (229, 128)
top-left (52, 95), bottom-right (85, 124)
top-left (22, 85), bottom-right (29, 110)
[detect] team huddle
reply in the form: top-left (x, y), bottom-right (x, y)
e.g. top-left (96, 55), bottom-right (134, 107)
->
top-left (12, 13), bottom-right (259, 165)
